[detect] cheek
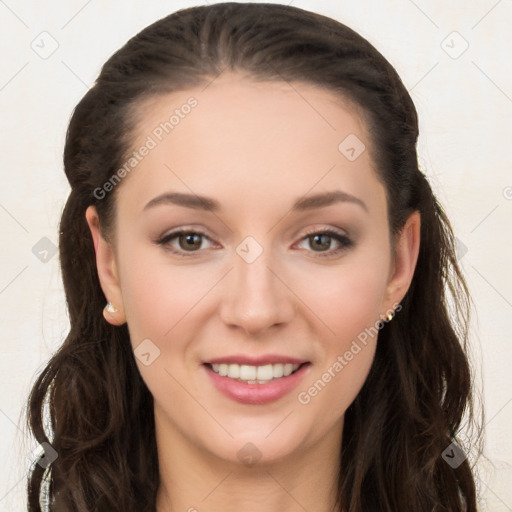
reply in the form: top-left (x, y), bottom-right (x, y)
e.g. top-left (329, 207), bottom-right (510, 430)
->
top-left (295, 256), bottom-right (390, 342)
top-left (119, 252), bottom-right (211, 401)
top-left (292, 255), bottom-right (388, 416)
top-left (118, 242), bottom-right (213, 345)
top-left (303, 340), bottom-right (376, 433)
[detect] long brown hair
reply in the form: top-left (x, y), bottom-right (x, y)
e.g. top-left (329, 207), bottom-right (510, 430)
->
top-left (26, 3), bottom-right (481, 511)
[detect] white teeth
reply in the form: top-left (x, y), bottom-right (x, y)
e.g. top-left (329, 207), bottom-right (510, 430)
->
top-left (209, 362), bottom-right (302, 383)
top-left (239, 365), bottom-right (257, 380)
top-left (272, 363), bottom-right (284, 378)
top-left (255, 364), bottom-right (273, 381)
top-left (227, 364), bottom-right (240, 379)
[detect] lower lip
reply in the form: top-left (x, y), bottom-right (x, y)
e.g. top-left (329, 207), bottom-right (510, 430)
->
top-left (203, 363), bottom-right (311, 405)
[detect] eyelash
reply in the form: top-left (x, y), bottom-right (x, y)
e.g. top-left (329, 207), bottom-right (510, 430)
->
top-left (156, 227), bottom-right (354, 259)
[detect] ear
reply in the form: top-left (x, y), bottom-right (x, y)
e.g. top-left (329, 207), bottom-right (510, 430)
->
top-left (382, 210), bottom-right (421, 316)
top-left (85, 205), bottom-right (126, 326)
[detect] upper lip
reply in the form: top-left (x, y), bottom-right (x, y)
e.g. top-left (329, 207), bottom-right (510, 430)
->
top-left (204, 354), bottom-right (310, 366)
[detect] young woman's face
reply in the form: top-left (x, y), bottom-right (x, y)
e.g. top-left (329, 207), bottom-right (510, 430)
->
top-left (88, 73), bottom-right (419, 467)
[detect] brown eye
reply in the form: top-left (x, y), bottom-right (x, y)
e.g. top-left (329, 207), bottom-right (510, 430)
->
top-left (296, 228), bottom-right (354, 258)
top-left (158, 229), bottom-right (215, 256)
top-left (308, 233), bottom-right (333, 252)
top-left (178, 233), bottom-right (203, 251)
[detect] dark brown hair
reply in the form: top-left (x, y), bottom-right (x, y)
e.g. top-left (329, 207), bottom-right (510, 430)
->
top-left (26, 3), bottom-right (481, 511)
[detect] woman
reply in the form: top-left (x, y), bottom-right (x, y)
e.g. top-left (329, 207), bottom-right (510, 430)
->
top-left (25, 3), bottom-right (481, 511)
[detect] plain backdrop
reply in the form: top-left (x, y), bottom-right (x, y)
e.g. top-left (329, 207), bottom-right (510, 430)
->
top-left (1, 1), bottom-right (511, 510)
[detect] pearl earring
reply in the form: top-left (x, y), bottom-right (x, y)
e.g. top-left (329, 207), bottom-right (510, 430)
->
top-left (105, 302), bottom-right (117, 313)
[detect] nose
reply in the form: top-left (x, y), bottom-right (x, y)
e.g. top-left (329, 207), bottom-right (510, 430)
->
top-left (219, 243), bottom-right (295, 336)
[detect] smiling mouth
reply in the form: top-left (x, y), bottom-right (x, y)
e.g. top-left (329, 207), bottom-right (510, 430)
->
top-left (204, 362), bottom-right (309, 385)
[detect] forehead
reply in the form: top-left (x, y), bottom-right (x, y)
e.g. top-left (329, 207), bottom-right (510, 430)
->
top-left (133, 73), bottom-right (369, 153)
top-left (116, 73), bottom-right (384, 217)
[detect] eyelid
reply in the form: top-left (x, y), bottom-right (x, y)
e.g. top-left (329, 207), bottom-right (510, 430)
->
top-left (294, 226), bottom-right (353, 258)
top-left (156, 226), bottom-right (218, 256)
top-left (156, 225), bottom-right (354, 257)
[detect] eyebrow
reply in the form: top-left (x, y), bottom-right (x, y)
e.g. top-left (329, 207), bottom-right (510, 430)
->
top-left (143, 190), bottom-right (368, 213)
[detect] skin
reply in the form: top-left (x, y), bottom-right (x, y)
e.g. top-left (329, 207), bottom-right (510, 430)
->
top-left (86, 73), bottom-right (420, 512)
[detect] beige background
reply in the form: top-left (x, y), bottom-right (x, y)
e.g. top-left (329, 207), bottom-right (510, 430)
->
top-left (0, 0), bottom-right (511, 510)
